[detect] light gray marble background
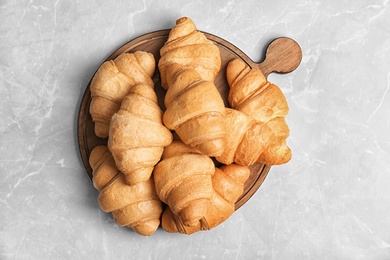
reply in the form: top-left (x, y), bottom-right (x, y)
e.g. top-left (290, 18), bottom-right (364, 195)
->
top-left (1, 0), bottom-right (390, 259)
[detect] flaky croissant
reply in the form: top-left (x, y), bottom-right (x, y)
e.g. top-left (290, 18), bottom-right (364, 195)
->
top-left (161, 164), bottom-right (250, 234)
top-left (153, 141), bottom-right (215, 227)
top-left (108, 84), bottom-right (173, 185)
top-left (89, 146), bottom-right (163, 236)
top-left (158, 17), bottom-right (226, 156)
top-left (158, 17), bottom-right (221, 89)
top-left (89, 51), bottom-right (155, 138)
top-left (226, 58), bottom-right (291, 165)
top-left (215, 108), bottom-right (273, 166)
top-left (162, 64), bottom-right (226, 156)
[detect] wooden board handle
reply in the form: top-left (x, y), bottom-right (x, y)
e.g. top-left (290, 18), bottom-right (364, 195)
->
top-left (256, 37), bottom-right (302, 78)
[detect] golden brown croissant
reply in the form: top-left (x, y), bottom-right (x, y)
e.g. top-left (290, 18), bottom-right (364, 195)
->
top-left (107, 83), bottom-right (173, 185)
top-left (226, 58), bottom-right (291, 165)
top-left (215, 108), bottom-right (271, 166)
top-left (89, 145), bottom-right (163, 236)
top-left (158, 17), bottom-right (226, 156)
top-left (162, 64), bottom-right (226, 156)
top-left (153, 141), bottom-right (215, 227)
top-left (158, 17), bottom-right (221, 89)
top-left (161, 164), bottom-right (250, 234)
top-left (89, 51), bottom-right (155, 138)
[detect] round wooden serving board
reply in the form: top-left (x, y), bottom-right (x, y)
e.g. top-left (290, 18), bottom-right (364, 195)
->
top-left (77, 30), bottom-right (302, 210)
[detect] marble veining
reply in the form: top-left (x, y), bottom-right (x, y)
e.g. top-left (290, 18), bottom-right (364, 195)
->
top-left (1, 0), bottom-right (390, 259)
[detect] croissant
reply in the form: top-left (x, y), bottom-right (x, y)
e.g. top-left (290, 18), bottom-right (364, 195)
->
top-left (215, 108), bottom-right (275, 166)
top-left (153, 141), bottom-right (215, 227)
top-left (107, 83), bottom-right (173, 185)
top-left (158, 17), bottom-right (221, 89)
top-left (89, 51), bottom-right (155, 138)
top-left (89, 145), bottom-right (163, 236)
top-left (161, 164), bottom-right (250, 234)
top-left (162, 64), bottom-right (226, 156)
top-left (226, 58), bottom-right (291, 165)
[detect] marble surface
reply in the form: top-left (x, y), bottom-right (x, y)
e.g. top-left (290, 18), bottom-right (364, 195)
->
top-left (1, 0), bottom-right (390, 259)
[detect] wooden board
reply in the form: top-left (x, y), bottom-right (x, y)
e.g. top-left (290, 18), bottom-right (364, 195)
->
top-left (77, 30), bottom-right (302, 210)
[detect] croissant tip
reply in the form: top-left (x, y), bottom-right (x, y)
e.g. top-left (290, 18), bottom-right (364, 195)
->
top-left (176, 16), bottom-right (191, 24)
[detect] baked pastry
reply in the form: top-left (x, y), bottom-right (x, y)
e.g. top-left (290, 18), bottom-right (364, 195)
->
top-left (89, 51), bottom-right (155, 138)
top-left (226, 58), bottom-right (291, 165)
top-left (153, 141), bottom-right (215, 227)
top-left (161, 164), bottom-right (250, 234)
top-left (158, 17), bottom-right (221, 89)
top-left (162, 64), bottom-right (226, 156)
top-left (158, 17), bottom-right (226, 156)
top-left (89, 146), bottom-right (162, 236)
top-left (215, 108), bottom-right (276, 166)
top-left (108, 84), bottom-right (173, 185)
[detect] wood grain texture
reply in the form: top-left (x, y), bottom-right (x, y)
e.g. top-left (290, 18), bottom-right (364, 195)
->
top-left (77, 29), bottom-right (302, 210)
